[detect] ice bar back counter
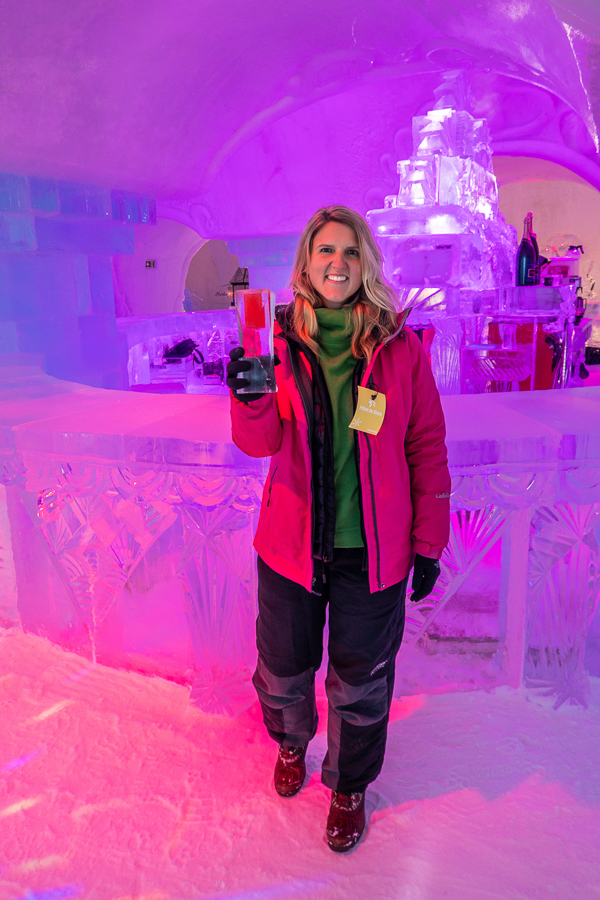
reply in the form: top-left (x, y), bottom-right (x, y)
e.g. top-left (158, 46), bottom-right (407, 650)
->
top-left (2, 360), bottom-right (600, 715)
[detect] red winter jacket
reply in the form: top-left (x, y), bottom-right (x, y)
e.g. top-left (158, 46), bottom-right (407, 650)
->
top-left (230, 316), bottom-right (451, 593)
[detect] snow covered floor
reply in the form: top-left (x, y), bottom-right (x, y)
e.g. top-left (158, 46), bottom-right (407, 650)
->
top-left (1, 630), bottom-right (599, 900)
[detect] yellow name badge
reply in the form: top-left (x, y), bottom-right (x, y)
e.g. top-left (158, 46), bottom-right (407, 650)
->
top-left (349, 386), bottom-right (386, 436)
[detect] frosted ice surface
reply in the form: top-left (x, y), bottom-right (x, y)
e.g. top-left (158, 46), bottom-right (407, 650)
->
top-left (0, 630), bottom-right (599, 899)
top-left (0, 173), bottom-right (28, 212)
top-left (35, 217), bottom-right (134, 255)
top-left (29, 177), bottom-right (59, 213)
top-left (0, 484), bottom-right (18, 626)
top-left (110, 189), bottom-right (156, 224)
top-left (0, 213), bottom-right (36, 252)
top-left (57, 181), bottom-right (112, 219)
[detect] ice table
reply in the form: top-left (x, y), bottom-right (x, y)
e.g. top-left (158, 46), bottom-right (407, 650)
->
top-left (1, 362), bottom-right (599, 712)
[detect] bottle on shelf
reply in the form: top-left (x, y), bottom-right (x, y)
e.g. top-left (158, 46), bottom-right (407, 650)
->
top-left (528, 212), bottom-right (540, 285)
top-left (516, 212), bottom-right (536, 286)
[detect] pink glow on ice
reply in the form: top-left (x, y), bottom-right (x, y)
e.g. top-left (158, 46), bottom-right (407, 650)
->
top-left (10, 857), bottom-right (67, 876)
top-left (0, 796), bottom-right (42, 818)
top-left (388, 694), bottom-right (427, 722)
top-left (1, 630), bottom-right (599, 898)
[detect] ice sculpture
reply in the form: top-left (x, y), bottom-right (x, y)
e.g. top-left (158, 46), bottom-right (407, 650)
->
top-left (525, 502), bottom-right (600, 708)
top-left (366, 72), bottom-right (591, 396)
top-left (366, 71), bottom-right (518, 395)
top-left (33, 462), bottom-right (263, 715)
top-left (367, 71), bottom-right (517, 303)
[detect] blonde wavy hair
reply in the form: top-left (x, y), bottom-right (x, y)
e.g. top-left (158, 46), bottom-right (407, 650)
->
top-left (291, 206), bottom-right (398, 361)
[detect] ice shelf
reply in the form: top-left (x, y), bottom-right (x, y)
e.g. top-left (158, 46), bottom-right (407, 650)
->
top-left (1, 362), bottom-right (600, 713)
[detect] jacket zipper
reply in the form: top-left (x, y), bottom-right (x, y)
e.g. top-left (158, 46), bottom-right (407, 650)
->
top-left (365, 431), bottom-right (382, 589)
top-left (266, 465), bottom-right (278, 507)
top-left (352, 361), bottom-right (368, 572)
top-left (285, 337), bottom-right (313, 444)
top-left (284, 336), bottom-right (319, 581)
top-left (286, 340), bottom-right (335, 563)
top-left (359, 364), bottom-right (382, 589)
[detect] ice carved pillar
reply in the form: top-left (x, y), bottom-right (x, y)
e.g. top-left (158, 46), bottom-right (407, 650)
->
top-left (499, 506), bottom-right (531, 688)
top-left (430, 317), bottom-right (464, 395)
top-left (0, 483), bottom-right (19, 627)
top-left (525, 500), bottom-right (600, 708)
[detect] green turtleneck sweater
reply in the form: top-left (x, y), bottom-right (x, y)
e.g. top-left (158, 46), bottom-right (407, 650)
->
top-left (314, 307), bottom-right (363, 548)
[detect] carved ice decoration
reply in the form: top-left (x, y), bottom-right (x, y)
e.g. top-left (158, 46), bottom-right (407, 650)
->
top-left (3, 443), bottom-right (600, 713)
top-left (367, 70), bottom-right (517, 303)
top-left (7, 457), bottom-right (263, 716)
top-left (367, 71), bottom-right (584, 395)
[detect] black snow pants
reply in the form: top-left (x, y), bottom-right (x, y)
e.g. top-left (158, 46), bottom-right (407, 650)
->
top-left (252, 549), bottom-right (408, 794)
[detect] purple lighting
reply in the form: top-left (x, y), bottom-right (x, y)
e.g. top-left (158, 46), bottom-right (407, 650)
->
top-left (0, 0), bottom-right (600, 895)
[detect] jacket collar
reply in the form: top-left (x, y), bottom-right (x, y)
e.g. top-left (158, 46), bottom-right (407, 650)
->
top-left (361, 306), bottom-right (412, 387)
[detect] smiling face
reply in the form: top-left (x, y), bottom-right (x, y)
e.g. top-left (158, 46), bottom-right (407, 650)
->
top-left (306, 221), bottom-right (363, 308)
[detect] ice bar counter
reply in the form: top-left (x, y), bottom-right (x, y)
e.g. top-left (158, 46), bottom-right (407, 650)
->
top-left (2, 359), bottom-right (600, 714)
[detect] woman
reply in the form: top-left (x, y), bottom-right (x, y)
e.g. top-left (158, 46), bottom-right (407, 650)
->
top-left (227, 206), bottom-right (450, 852)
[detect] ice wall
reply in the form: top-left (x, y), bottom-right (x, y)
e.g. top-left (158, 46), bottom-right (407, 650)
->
top-left (0, 174), bottom-right (155, 388)
top-left (226, 235), bottom-right (299, 299)
top-left (112, 218), bottom-right (203, 318)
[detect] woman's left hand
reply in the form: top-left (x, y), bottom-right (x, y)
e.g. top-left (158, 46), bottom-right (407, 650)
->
top-left (410, 554), bottom-right (441, 602)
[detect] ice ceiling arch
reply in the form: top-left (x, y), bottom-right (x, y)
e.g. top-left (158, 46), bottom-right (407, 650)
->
top-left (1, 0), bottom-right (600, 236)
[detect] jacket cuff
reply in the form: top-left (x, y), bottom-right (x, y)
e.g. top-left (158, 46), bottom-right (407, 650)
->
top-left (412, 540), bottom-right (443, 560)
top-left (230, 392), bottom-right (273, 410)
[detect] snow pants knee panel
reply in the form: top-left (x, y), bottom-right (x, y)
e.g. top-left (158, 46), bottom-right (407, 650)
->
top-left (252, 657), bottom-right (318, 748)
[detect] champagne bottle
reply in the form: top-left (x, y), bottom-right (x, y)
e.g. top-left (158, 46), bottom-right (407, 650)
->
top-left (528, 212), bottom-right (540, 284)
top-left (516, 214), bottom-right (536, 286)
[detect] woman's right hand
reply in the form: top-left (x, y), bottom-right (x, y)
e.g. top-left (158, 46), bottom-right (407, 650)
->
top-left (226, 347), bottom-right (265, 402)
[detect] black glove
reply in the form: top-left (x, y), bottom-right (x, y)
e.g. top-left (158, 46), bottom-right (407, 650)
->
top-left (410, 554), bottom-right (441, 602)
top-left (226, 347), bottom-right (264, 403)
top-left (226, 347), bottom-right (279, 403)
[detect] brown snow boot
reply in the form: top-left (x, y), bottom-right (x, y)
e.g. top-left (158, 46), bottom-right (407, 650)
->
top-left (326, 790), bottom-right (366, 852)
top-left (274, 745), bottom-right (307, 797)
